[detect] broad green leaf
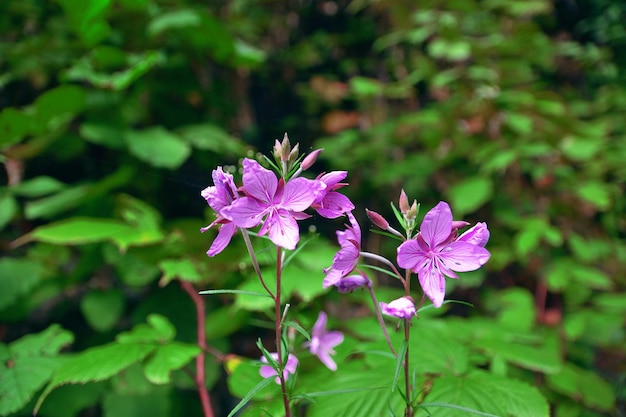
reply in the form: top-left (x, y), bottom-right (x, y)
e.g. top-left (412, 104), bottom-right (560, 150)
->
top-left (56, 0), bottom-right (111, 46)
top-left (418, 371), bottom-right (549, 417)
top-left (350, 76), bottom-right (383, 97)
top-left (177, 123), bottom-right (245, 154)
top-left (80, 122), bottom-right (126, 149)
top-left (570, 265), bottom-right (612, 290)
top-left (0, 107), bottom-right (30, 147)
top-left (32, 85), bottom-right (85, 134)
top-left (547, 363), bottom-right (615, 411)
top-left (0, 190), bottom-right (17, 230)
top-left (0, 258), bottom-right (46, 309)
top-left (575, 181), bottom-right (611, 211)
top-left (37, 383), bottom-right (104, 417)
top-left (10, 176), bottom-right (67, 197)
top-left (447, 177), bottom-right (493, 216)
top-left (117, 314), bottom-right (176, 344)
top-left (560, 136), bottom-right (602, 161)
top-left (495, 288), bottom-right (536, 332)
top-left (0, 325), bottom-right (73, 416)
top-left (125, 127), bottom-right (191, 169)
top-left (514, 217), bottom-right (545, 258)
top-left (231, 39), bottom-right (267, 68)
top-left (204, 306), bottom-right (250, 340)
top-left (80, 290), bottom-right (125, 332)
top-left (143, 342), bottom-right (200, 384)
top-left (410, 320), bottom-right (469, 375)
top-left (24, 185), bottom-right (92, 220)
top-left (158, 258), bottom-right (203, 286)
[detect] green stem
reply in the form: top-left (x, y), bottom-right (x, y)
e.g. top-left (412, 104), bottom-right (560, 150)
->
top-left (368, 286), bottom-right (397, 357)
top-left (275, 246), bottom-right (291, 417)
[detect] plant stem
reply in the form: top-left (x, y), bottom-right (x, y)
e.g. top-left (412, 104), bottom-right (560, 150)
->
top-left (241, 229), bottom-right (275, 298)
top-left (368, 286), bottom-right (397, 357)
top-left (275, 246), bottom-right (291, 417)
top-left (180, 280), bottom-right (215, 417)
top-left (403, 269), bottom-right (414, 417)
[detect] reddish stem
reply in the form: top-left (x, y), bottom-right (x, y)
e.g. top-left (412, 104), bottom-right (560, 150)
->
top-left (180, 280), bottom-right (215, 417)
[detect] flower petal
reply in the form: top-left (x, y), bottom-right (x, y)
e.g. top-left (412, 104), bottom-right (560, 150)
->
top-left (265, 209), bottom-right (300, 250)
top-left (420, 201), bottom-right (453, 249)
top-left (314, 191), bottom-right (355, 219)
top-left (440, 241), bottom-right (491, 272)
top-left (241, 158), bottom-right (277, 203)
top-left (417, 266), bottom-right (446, 308)
top-left (221, 197), bottom-right (266, 228)
top-left (207, 222), bottom-right (237, 257)
top-left (397, 239), bottom-right (426, 272)
top-left (457, 222), bottom-right (490, 247)
top-left (281, 177), bottom-right (326, 211)
top-left (318, 171), bottom-right (347, 188)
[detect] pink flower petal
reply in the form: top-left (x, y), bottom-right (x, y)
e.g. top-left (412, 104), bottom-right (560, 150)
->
top-left (221, 197), bottom-right (266, 228)
top-left (420, 201), bottom-right (453, 248)
top-left (241, 158), bottom-right (277, 203)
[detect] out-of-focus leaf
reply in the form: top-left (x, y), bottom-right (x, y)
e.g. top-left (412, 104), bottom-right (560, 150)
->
top-left (10, 176), bottom-right (67, 197)
top-left (147, 9), bottom-right (202, 37)
top-left (350, 77), bottom-right (383, 97)
top-left (24, 184), bottom-right (92, 220)
top-left (0, 325), bottom-right (73, 416)
top-left (0, 258), bottom-right (46, 309)
top-left (125, 127), bottom-right (191, 169)
top-left (80, 123), bottom-right (126, 149)
top-left (547, 363), bottom-right (615, 412)
top-left (447, 177), bottom-right (492, 215)
top-left (0, 190), bottom-right (17, 230)
top-left (205, 306), bottom-right (250, 340)
top-left (575, 181), bottom-right (611, 210)
top-left (80, 290), bottom-right (125, 332)
top-left (32, 85), bottom-right (85, 134)
top-left (102, 388), bottom-right (171, 417)
top-left (0, 108), bottom-right (30, 147)
top-left (158, 258), bottom-right (203, 286)
top-left (177, 123), bottom-right (245, 154)
top-left (56, 0), bottom-right (112, 46)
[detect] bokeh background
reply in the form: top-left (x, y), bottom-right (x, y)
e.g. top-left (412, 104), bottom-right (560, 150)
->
top-left (1, 0), bottom-right (625, 416)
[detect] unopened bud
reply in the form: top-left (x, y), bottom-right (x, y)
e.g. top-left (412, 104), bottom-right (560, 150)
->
top-left (408, 200), bottom-right (418, 220)
top-left (366, 209), bottom-right (390, 230)
top-left (273, 139), bottom-right (282, 160)
top-left (451, 221), bottom-right (470, 230)
top-left (279, 133), bottom-right (291, 161)
top-left (288, 143), bottom-right (299, 163)
top-left (399, 189), bottom-right (409, 214)
top-left (301, 148), bottom-right (323, 170)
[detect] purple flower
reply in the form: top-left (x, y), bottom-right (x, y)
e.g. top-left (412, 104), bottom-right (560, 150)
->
top-left (323, 212), bottom-right (361, 288)
top-left (312, 171), bottom-right (354, 219)
top-left (200, 167), bottom-right (239, 257)
top-left (221, 158), bottom-right (326, 250)
top-left (259, 353), bottom-right (299, 384)
top-left (304, 312), bottom-right (344, 371)
top-left (397, 201), bottom-right (491, 308)
top-left (334, 274), bottom-right (372, 293)
top-left (380, 296), bottom-right (416, 319)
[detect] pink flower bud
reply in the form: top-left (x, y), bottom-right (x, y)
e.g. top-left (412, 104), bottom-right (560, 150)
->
top-left (301, 148), bottom-right (323, 170)
top-left (457, 222), bottom-right (490, 247)
top-left (451, 221), bottom-right (470, 230)
top-left (399, 189), bottom-right (409, 214)
top-left (366, 209), bottom-right (390, 230)
top-left (288, 143), bottom-right (299, 163)
top-left (380, 296), bottom-right (416, 320)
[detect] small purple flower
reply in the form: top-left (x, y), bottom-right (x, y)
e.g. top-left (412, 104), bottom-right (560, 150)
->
top-left (304, 312), bottom-right (344, 371)
top-left (259, 352), bottom-right (299, 384)
top-left (334, 274), bottom-right (372, 293)
top-left (397, 201), bottom-right (491, 308)
top-left (323, 212), bottom-right (361, 288)
top-left (221, 158), bottom-right (326, 250)
top-left (312, 171), bottom-right (354, 219)
top-left (380, 296), bottom-right (416, 319)
top-left (200, 167), bottom-right (239, 257)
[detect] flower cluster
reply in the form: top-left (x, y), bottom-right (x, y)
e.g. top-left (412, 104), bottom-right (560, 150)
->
top-left (201, 150), bottom-right (354, 253)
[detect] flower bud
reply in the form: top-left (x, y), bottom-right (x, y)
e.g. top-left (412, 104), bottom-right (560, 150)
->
top-left (451, 221), bottom-right (470, 230)
top-left (301, 148), bottom-right (323, 170)
top-left (399, 189), bottom-right (409, 214)
top-left (366, 209), bottom-right (390, 230)
top-left (380, 296), bottom-right (416, 319)
top-left (335, 274), bottom-right (372, 293)
top-left (457, 222), bottom-right (490, 247)
top-left (274, 133), bottom-right (291, 162)
top-left (288, 143), bottom-right (299, 163)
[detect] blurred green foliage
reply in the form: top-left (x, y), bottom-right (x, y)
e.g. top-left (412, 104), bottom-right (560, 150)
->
top-left (1, 0), bottom-right (624, 416)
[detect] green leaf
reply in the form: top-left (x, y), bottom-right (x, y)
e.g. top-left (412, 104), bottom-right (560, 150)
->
top-left (0, 258), bottom-right (46, 309)
top-left (25, 217), bottom-right (163, 252)
top-left (575, 181), bottom-right (611, 211)
top-left (547, 363), bottom-right (615, 411)
top-left (0, 107), bottom-right (30, 147)
top-left (350, 77), bottom-right (383, 97)
top-left (147, 9), bottom-right (202, 37)
top-left (0, 325), bottom-right (73, 416)
top-left (177, 123), bottom-right (245, 154)
top-left (103, 388), bottom-right (172, 417)
top-left (447, 177), bottom-right (493, 216)
top-left (125, 127), bottom-right (191, 169)
top-left (158, 258), bottom-right (203, 286)
top-left (56, 0), bottom-right (112, 46)
top-left (204, 306), bottom-right (250, 340)
top-left (80, 290), bottom-right (125, 332)
top-left (418, 371), bottom-right (549, 417)
top-left (10, 176), bottom-right (67, 197)
top-left (116, 314), bottom-right (176, 344)
top-left (32, 85), bottom-right (85, 134)
top-left (570, 265), bottom-right (612, 290)
top-left (24, 184), bottom-right (92, 220)
top-left (0, 190), bottom-right (17, 230)
top-left (142, 342), bottom-right (200, 384)
top-left (227, 377), bottom-right (276, 417)
top-left (80, 123), bottom-right (126, 149)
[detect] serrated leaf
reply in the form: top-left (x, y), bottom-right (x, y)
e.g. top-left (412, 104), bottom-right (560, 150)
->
top-left (125, 127), bottom-right (191, 169)
top-left (418, 371), bottom-right (549, 417)
top-left (0, 325), bottom-right (73, 416)
top-left (0, 257), bottom-right (46, 309)
top-left (143, 342), bottom-right (200, 384)
top-left (117, 314), bottom-right (176, 344)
